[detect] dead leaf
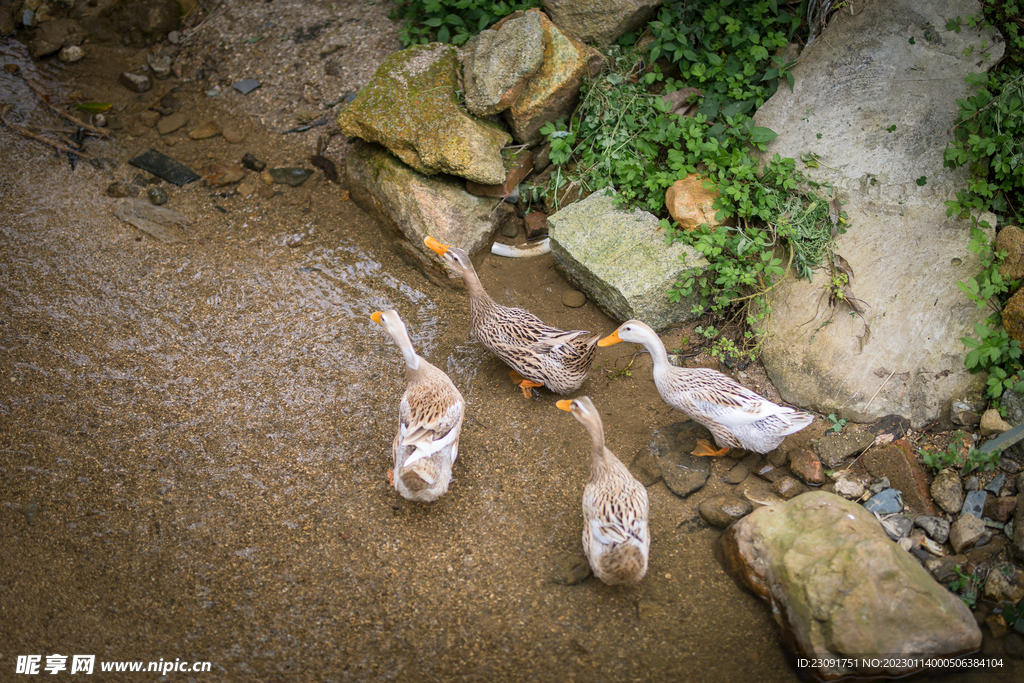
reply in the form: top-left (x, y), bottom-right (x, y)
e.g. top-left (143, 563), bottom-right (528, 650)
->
top-left (874, 367), bottom-right (891, 378)
top-left (832, 253), bottom-right (854, 283)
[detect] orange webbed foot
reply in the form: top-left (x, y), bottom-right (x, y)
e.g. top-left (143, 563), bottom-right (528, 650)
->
top-left (691, 439), bottom-right (730, 457)
top-left (508, 370), bottom-right (543, 398)
top-left (387, 468), bottom-right (395, 487)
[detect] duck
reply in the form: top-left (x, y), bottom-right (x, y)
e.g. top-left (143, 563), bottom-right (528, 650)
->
top-left (371, 309), bottom-right (466, 502)
top-left (424, 235), bottom-right (599, 398)
top-left (557, 396), bottom-right (650, 586)
top-left (598, 320), bottom-right (813, 457)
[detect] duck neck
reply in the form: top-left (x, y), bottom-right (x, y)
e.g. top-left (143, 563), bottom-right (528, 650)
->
top-left (401, 346), bottom-right (421, 373)
top-left (641, 331), bottom-right (672, 378)
top-left (461, 263), bottom-right (497, 321)
top-left (586, 420), bottom-right (607, 474)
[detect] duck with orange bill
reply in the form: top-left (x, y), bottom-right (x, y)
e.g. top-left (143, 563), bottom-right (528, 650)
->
top-left (371, 309), bottom-right (465, 502)
top-left (424, 235), bottom-right (599, 398)
top-left (557, 396), bottom-right (650, 586)
top-left (599, 320), bottom-right (813, 457)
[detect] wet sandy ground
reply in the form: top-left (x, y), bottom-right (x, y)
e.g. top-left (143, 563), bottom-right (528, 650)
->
top-left (0, 24), bottom-right (802, 681)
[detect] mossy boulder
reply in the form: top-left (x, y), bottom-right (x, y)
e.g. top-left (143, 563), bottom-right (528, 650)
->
top-left (722, 492), bottom-right (981, 680)
top-left (337, 43), bottom-right (511, 185)
top-left (345, 140), bottom-right (516, 286)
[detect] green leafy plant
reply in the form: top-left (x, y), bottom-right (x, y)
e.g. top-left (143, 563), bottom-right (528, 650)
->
top-left (826, 413), bottom-right (847, 433)
top-left (944, 3), bottom-right (1024, 408)
top-left (948, 565), bottom-right (980, 608)
top-left (919, 431), bottom-right (969, 473)
top-left (956, 226), bottom-right (1024, 400)
top-left (389, 0), bottom-right (540, 46)
top-left (642, 0), bottom-right (803, 111)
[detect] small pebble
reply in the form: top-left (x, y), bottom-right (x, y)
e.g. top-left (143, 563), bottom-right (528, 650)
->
top-left (561, 290), bottom-right (586, 308)
top-left (167, 30), bottom-right (181, 45)
top-left (242, 153), bottom-right (266, 172)
top-left (58, 45), bottom-right (84, 63)
top-left (868, 476), bottom-right (891, 495)
top-left (146, 52), bottom-right (172, 80)
top-left (147, 186), bottom-right (167, 205)
top-left (119, 71), bottom-right (151, 93)
top-left (960, 489), bottom-right (987, 519)
top-left (965, 476), bottom-right (980, 491)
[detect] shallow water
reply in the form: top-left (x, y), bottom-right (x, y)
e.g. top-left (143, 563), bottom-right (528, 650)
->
top-left (1, 31), bottom-right (1011, 683)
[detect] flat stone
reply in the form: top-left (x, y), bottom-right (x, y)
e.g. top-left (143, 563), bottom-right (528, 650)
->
top-left (863, 441), bottom-right (937, 515)
top-left (863, 488), bottom-right (903, 515)
top-left (269, 168), bottom-right (313, 187)
top-left (879, 514), bottom-right (914, 541)
top-left (561, 290), bottom-right (586, 308)
top-left (813, 430), bottom-right (875, 468)
top-left (625, 446), bottom-right (661, 487)
top-left (960, 489), bottom-right (988, 519)
top-left (127, 148), bottom-right (200, 186)
top-left (914, 515), bottom-right (951, 544)
top-left (949, 515), bottom-right (986, 554)
top-left (222, 127), bottom-right (244, 144)
top-left (188, 121), bottom-right (221, 140)
top-left (651, 422), bottom-right (712, 498)
top-left (119, 71), bottom-right (151, 93)
top-left (985, 495), bottom-right (1017, 524)
top-left (985, 473), bottom-right (1007, 495)
top-left (548, 188), bottom-right (707, 331)
top-left (772, 475), bottom-right (809, 500)
top-left (241, 153), bottom-right (266, 173)
top-left (156, 111), bottom-right (188, 135)
top-left (833, 474), bottom-right (865, 499)
top-left (789, 448), bottom-right (825, 485)
top-left (722, 463), bottom-right (749, 485)
top-left (698, 493), bottom-right (753, 528)
top-left (202, 162), bottom-right (244, 187)
top-left (232, 78), bottom-right (261, 94)
top-left (931, 468), bottom-right (964, 515)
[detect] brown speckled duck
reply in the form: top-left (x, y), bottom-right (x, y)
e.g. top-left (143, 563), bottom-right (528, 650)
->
top-left (557, 396), bottom-right (649, 586)
top-left (425, 236), bottom-right (598, 398)
top-left (599, 320), bottom-right (813, 457)
top-left (372, 309), bottom-right (465, 502)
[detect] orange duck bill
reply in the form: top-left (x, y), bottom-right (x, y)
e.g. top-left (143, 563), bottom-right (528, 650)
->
top-left (370, 311), bottom-right (383, 324)
top-left (597, 330), bottom-right (622, 347)
top-left (424, 235), bottom-right (450, 256)
top-left (555, 399), bottom-right (573, 411)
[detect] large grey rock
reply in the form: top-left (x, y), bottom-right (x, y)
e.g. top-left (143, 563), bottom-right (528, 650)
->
top-left (755, 0), bottom-right (1003, 427)
top-left (462, 11), bottom-right (544, 116)
top-left (500, 9), bottom-right (603, 144)
top-left (338, 43), bottom-right (511, 184)
top-left (542, 0), bottom-right (662, 47)
top-left (549, 188), bottom-right (707, 331)
top-left (722, 492), bottom-right (981, 680)
top-left (345, 140), bottom-right (515, 285)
